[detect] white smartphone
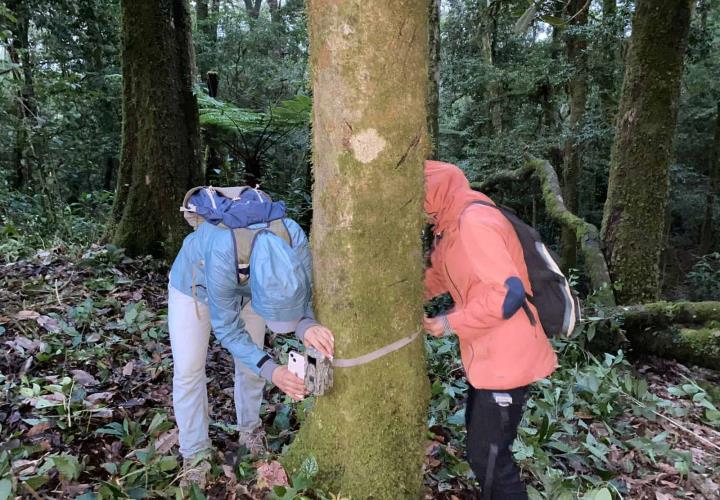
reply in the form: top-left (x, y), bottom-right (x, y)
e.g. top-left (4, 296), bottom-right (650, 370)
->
top-left (288, 351), bottom-right (306, 379)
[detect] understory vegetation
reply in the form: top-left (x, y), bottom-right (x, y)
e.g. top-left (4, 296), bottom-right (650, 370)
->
top-left (1, 224), bottom-right (719, 498)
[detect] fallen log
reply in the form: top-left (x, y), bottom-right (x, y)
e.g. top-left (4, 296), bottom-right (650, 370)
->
top-left (587, 301), bottom-right (720, 370)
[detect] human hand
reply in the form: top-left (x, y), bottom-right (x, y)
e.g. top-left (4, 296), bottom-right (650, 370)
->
top-left (271, 366), bottom-right (308, 401)
top-left (423, 315), bottom-right (446, 337)
top-left (303, 325), bottom-right (335, 358)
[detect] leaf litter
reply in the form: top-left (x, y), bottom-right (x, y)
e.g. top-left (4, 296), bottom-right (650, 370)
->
top-left (0, 246), bottom-right (719, 499)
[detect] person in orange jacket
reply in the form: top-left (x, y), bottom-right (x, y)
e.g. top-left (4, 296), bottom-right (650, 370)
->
top-left (422, 160), bottom-right (558, 500)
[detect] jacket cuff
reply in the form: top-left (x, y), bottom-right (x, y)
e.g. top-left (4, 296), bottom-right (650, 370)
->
top-left (259, 359), bottom-right (280, 382)
top-left (295, 317), bottom-right (319, 342)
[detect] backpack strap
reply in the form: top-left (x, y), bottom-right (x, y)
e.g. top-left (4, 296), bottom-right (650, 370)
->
top-left (231, 218), bottom-right (292, 284)
top-left (465, 200), bottom-right (537, 326)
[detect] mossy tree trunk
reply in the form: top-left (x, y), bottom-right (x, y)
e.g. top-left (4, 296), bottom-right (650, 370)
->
top-left (283, 1), bottom-right (431, 497)
top-left (111, 0), bottom-right (202, 258)
top-left (600, 0), bottom-right (692, 304)
top-left (560, 0), bottom-right (588, 272)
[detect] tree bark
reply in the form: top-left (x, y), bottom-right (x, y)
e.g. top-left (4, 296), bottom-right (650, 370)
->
top-left (111, 0), bottom-right (203, 257)
top-left (700, 102), bottom-right (720, 254)
top-left (600, 0), bottom-right (692, 304)
top-left (283, 1), bottom-right (431, 497)
top-left (560, 0), bottom-right (589, 271)
top-left (427, 0), bottom-right (440, 157)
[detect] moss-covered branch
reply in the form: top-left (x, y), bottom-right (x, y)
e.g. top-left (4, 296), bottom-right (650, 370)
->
top-left (471, 162), bottom-right (534, 192)
top-left (619, 301), bottom-right (720, 329)
top-left (473, 157), bottom-right (615, 306)
top-left (587, 301), bottom-right (720, 370)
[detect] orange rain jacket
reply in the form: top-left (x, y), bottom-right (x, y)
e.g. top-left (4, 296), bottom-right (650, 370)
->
top-left (424, 160), bottom-right (557, 390)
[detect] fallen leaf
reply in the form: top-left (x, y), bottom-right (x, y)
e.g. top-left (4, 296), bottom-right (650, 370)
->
top-left (119, 398), bottom-right (145, 408)
top-left (86, 392), bottom-right (115, 404)
top-left (155, 429), bottom-right (179, 453)
top-left (122, 360), bottom-right (135, 377)
top-left (255, 460), bottom-right (289, 489)
top-left (15, 310), bottom-right (40, 321)
top-left (85, 332), bottom-right (101, 342)
top-left (12, 459), bottom-right (39, 475)
top-left (27, 421), bottom-right (52, 437)
top-left (222, 464), bottom-right (237, 482)
top-left (36, 315), bottom-right (60, 333)
top-left (71, 369), bottom-right (99, 386)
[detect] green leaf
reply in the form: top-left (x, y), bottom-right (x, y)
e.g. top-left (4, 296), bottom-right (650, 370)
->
top-left (0, 479), bottom-right (13, 500)
top-left (50, 454), bottom-right (82, 480)
top-left (540, 15), bottom-right (566, 26)
top-left (298, 455), bottom-right (318, 480)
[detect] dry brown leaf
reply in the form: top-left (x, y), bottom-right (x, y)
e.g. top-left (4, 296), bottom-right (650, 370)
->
top-left (255, 460), bottom-right (289, 490)
top-left (86, 392), bottom-right (115, 404)
top-left (154, 428), bottom-right (179, 453)
top-left (655, 493), bottom-right (673, 500)
top-left (15, 310), bottom-right (40, 320)
top-left (122, 360), bottom-right (135, 377)
top-left (26, 421), bottom-right (52, 437)
top-left (71, 369), bottom-right (99, 386)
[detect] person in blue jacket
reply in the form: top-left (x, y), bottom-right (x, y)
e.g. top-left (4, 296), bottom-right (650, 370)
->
top-left (167, 187), bottom-right (334, 486)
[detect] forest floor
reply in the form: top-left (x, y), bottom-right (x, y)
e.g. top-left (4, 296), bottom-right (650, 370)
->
top-left (1, 246), bottom-right (720, 500)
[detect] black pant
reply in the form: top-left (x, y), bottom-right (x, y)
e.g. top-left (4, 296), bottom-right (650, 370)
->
top-left (465, 386), bottom-right (529, 500)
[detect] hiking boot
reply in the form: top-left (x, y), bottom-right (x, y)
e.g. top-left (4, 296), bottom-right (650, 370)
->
top-left (238, 428), bottom-right (266, 456)
top-left (180, 454), bottom-right (212, 489)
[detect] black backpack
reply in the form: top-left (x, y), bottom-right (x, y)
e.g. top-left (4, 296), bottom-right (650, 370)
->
top-left (472, 201), bottom-right (580, 337)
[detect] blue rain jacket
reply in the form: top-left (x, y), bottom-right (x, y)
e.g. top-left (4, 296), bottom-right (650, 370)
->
top-left (169, 217), bottom-right (316, 380)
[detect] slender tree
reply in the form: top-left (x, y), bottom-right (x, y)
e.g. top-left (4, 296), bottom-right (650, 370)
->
top-left (560, 0), bottom-right (589, 270)
top-left (700, 102), bottom-right (720, 254)
top-left (283, 1), bottom-right (430, 497)
top-left (6, 0), bottom-right (37, 189)
top-left (601, 0), bottom-right (693, 303)
top-left (111, 0), bottom-right (203, 257)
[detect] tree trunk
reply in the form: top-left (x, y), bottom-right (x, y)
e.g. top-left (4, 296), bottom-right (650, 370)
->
top-left (283, 1), bottom-right (431, 497)
top-left (204, 71), bottom-right (223, 183)
top-left (560, 0), bottom-right (589, 272)
top-left (700, 102), bottom-right (720, 254)
top-left (7, 0), bottom-right (36, 189)
top-left (427, 0), bottom-right (440, 157)
top-left (479, 6), bottom-right (501, 136)
top-left (268, 0), bottom-right (281, 23)
top-left (111, 0), bottom-right (203, 258)
top-left (243, 0), bottom-right (262, 18)
top-left (600, 0), bottom-right (692, 304)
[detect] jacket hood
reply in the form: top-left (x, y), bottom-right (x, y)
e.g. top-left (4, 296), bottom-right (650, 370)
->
top-left (424, 160), bottom-right (492, 233)
top-left (187, 187), bottom-right (286, 229)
